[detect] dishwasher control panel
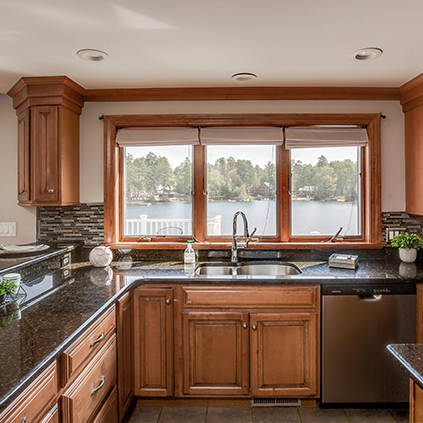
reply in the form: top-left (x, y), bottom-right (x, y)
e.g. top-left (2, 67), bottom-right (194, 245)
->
top-left (322, 284), bottom-right (416, 296)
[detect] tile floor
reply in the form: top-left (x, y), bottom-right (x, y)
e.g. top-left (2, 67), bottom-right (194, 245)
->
top-left (124, 406), bottom-right (409, 423)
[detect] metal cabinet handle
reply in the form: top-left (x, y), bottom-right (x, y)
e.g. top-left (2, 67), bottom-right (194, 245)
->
top-left (21, 418), bottom-right (27, 423)
top-left (166, 298), bottom-right (171, 305)
top-left (19, 189), bottom-right (26, 194)
top-left (90, 331), bottom-right (105, 347)
top-left (48, 189), bottom-right (55, 194)
top-left (252, 324), bottom-right (257, 331)
top-left (242, 322), bottom-right (248, 329)
top-left (91, 376), bottom-right (105, 396)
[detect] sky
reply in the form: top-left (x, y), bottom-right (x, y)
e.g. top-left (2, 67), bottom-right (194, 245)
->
top-left (126, 145), bottom-right (358, 169)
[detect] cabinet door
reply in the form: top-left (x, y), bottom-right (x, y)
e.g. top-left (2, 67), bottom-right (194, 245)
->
top-left (31, 106), bottom-right (60, 204)
top-left (17, 109), bottom-right (31, 204)
top-left (117, 292), bottom-right (134, 420)
top-left (250, 312), bottom-right (318, 397)
top-left (182, 311), bottom-right (249, 396)
top-left (133, 288), bottom-right (173, 397)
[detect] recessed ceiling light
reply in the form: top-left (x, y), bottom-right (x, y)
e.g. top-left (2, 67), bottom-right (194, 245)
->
top-left (351, 47), bottom-right (383, 61)
top-left (231, 72), bottom-right (257, 82)
top-left (77, 49), bottom-right (109, 62)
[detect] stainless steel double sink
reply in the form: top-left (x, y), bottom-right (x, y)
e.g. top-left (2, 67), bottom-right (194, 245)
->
top-left (195, 261), bottom-right (301, 276)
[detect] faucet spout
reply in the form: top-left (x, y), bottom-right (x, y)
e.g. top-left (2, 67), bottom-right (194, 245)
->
top-left (231, 211), bottom-right (256, 263)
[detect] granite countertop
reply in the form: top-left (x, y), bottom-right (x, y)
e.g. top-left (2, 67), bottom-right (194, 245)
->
top-left (0, 245), bottom-right (74, 275)
top-left (387, 344), bottom-right (423, 389)
top-left (1, 255), bottom-right (423, 411)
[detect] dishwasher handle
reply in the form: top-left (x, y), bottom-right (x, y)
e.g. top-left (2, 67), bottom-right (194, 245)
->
top-left (358, 294), bottom-right (382, 301)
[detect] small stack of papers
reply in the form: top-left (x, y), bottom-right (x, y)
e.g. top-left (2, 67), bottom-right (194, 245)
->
top-left (328, 253), bottom-right (358, 269)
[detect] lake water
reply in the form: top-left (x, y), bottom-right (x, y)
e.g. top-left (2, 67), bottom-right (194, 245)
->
top-left (126, 200), bottom-right (358, 236)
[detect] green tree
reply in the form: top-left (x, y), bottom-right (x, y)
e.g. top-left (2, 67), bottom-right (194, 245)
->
top-left (174, 157), bottom-right (192, 198)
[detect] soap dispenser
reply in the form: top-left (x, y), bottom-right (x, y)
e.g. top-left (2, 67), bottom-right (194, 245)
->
top-left (184, 240), bottom-right (196, 264)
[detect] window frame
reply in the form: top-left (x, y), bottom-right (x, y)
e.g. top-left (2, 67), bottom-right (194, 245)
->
top-left (104, 113), bottom-right (381, 248)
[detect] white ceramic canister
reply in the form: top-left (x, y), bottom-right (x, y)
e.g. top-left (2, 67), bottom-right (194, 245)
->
top-left (89, 246), bottom-right (113, 267)
top-left (2, 273), bottom-right (21, 294)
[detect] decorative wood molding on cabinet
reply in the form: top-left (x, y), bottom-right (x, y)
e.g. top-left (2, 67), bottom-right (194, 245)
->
top-left (8, 76), bottom-right (84, 206)
top-left (84, 86), bottom-right (400, 102)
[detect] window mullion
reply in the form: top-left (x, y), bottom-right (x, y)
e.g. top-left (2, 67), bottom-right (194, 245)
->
top-left (193, 145), bottom-right (206, 241)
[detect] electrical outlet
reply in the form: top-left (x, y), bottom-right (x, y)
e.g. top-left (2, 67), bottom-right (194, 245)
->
top-left (0, 222), bottom-right (17, 237)
top-left (386, 227), bottom-right (406, 242)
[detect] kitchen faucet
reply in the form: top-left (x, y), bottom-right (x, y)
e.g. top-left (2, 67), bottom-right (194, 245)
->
top-left (231, 211), bottom-right (257, 263)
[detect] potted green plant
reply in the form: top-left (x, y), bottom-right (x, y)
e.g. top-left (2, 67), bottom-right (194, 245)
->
top-left (391, 232), bottom-right (423, 263)
top-left (0, 279), bottom-right (17, 304)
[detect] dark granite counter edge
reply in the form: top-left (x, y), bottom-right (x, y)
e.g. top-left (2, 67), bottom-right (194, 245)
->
top-left (387, 344), bottom-right (423, 389)
top-left (0, 278), bottom-right (139, 412)
top-left (0, 245), bottom-right (75, 276)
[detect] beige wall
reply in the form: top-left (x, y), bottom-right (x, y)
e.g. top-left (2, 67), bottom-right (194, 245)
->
top-left (80, 100), bottom-right (405, 211)
top-left (0, 97), bottom-right (405, 244)
top-left (0, 94), bottom-right (36, 244)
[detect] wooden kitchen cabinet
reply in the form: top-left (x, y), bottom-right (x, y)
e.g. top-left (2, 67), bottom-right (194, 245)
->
top-left (179, 285), bottom-right (320, 399)
top-left (133, 287), bottom-right (174, 397)
top-left (8, 76), bottom-right (84, 206)
top-left (182, 311), bottom-right (250, 396)
top-left (17, 109), bottom-right (30, 204)
top-left (250, 312), bottom-right (318, 397)
top-left (0, 362), bottom-right (58, 423)
top-left (117, 292), bottom-right (134, 419)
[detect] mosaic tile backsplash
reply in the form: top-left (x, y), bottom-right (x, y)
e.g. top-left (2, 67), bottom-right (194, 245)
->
top-left (37, 204), bottom-right (423, 247)
top-left (37, 203), bottom-right (104, 246)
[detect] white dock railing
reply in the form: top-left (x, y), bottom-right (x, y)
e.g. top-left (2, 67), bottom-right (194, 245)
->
top-left (126, 215), bottom-right (222, 236)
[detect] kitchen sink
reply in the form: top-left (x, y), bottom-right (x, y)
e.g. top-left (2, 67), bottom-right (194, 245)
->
top-left (195, 263), bottom-right (236, 275)
top-left (236, 262), bottom-right (301, 276)
top-left (195, 261), bottom-right (301, 276)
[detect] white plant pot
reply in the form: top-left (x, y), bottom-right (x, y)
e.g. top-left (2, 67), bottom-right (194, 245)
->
top-left (399, 248), bottom-right (417, 263)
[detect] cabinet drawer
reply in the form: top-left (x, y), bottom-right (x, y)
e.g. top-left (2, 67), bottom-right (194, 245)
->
top-left (62, 335), bottom-right (117, 423)
top-left (61, 306), bottom-right (116, 386)
top-left (0, 363), bottom-right (57, 423)
top-left (38, 404), bottom-right (59, 423)
top-left (92, 386), bottom-right (118, 423)
top-left (182, 286), bottom-right (319, 309)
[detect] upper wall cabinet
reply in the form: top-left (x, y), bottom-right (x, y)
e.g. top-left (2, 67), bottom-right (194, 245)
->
top-left (8, 77), bottom-right (85, 206)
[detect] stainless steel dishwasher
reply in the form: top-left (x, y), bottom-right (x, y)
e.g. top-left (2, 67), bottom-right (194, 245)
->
top-left (322, 284), bottom-right (416, 404)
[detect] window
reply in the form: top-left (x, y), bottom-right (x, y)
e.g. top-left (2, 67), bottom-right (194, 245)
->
top-left (104, 114), bottom-right (381, 247)
top-left (206, 145), bottom-right (277, 236)
top-left (290, 146), bottom-right (361, 237)
top-left (123, 145), bottom-right (193, 237)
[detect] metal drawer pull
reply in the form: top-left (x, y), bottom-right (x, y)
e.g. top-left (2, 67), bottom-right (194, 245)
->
top-left (252, 324), bottom-right (257, 330)
top-left (243, 322), bottom-right (248, 329)
top-left (90, 331), bottom-right (105, 347)
top-left (21, 418), bottom-right (27, 423)
top-left (166, 298), bottom-right (171, 305)
top-left (48, 189), bottom-right (55, 194)
top-left (19, 189), bottom-right (26, 194)
top-left (91, 376), bottom-right (105, 396)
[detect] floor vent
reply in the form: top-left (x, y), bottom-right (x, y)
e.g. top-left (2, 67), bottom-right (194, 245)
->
top-left (251, 398), bottom-right (301, 407)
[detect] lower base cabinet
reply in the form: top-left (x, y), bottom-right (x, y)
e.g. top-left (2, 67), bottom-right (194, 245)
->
top-left (182, 311), bottom-right (250, 396)
top-left (133, 287), bottom-right (174, 397)
top-left (0, 363), bottom-right (58, 423)
top-left (62, 335), bottom-right (117, 423)
top-left (250, 312), bottom-right (318, 397)
top-left (410, 380), bottom-right (423, 423)
top-left (133, 284), bottom-right (320, 400)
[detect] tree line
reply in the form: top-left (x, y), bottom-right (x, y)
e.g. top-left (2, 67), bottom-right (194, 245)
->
top-left (125, 153), bottom-right (357, 202)
top-left (291, 155), bottom-right (358, 202)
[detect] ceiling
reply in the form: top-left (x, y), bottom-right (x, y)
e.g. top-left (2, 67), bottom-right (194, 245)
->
top-left (1, 0), bottom-right (423, 93)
